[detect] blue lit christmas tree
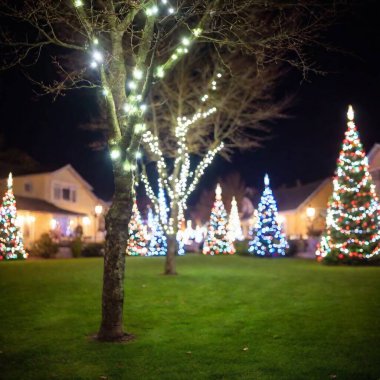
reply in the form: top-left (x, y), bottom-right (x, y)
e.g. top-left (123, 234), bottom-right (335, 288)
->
top-left (148, 214), bottom-right (167, 256)
top-left (203, 183), bottom-right (235, 255)
top-left (249, 174), bottom-right (288, 257)
top-left (0, 173), bottom-right (28, 261)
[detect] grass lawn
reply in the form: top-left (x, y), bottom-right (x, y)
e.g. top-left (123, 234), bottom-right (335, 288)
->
top-left (0, 256), bottom-right (379, 380)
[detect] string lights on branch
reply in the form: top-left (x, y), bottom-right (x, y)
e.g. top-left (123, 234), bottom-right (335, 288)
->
top-left (140, 69), bottom-right (225, 240)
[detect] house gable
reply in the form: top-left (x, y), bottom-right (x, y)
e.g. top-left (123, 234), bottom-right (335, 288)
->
top-left (368, 143), bottom-right (380, 171)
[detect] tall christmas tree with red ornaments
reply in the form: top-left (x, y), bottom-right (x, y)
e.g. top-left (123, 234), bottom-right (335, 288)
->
top-left (316, 106), bottom-right (380, 264)
top-left (203, 183), bottom-right (235, 255)
top-left (0, 173), bottom-right (28, 260)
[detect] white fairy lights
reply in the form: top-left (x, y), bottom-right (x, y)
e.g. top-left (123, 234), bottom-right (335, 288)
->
top-left (110, 149), bottom-right (121, 160)
top-left (141, 71), bottom-right (225, 236)
top-left (146, 1), bottom-right (176, 17)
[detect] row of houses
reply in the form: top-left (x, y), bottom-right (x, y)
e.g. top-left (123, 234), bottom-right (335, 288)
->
top-left (1, 144), bottom-right (380, 248)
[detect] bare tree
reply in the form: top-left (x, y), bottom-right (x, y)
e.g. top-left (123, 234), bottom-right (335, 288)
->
top-left (141, 50), bottom-right (288, 273)
top-left (0, 0), bottom-right (340, 341)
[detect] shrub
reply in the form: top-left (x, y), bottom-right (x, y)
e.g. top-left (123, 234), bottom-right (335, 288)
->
top-left (30, 233), bottom-right (59, 259)
top-left (81, 243), bottom-right (104, 257)
top-left (287, 239), bottom-right (307, 257)
top-left (70, 237), bottom-right (83, 258)
top-left (234, 240), bottom-right (250, 256)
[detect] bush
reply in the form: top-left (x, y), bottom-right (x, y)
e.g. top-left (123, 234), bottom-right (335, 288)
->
top-left (234, 240), bottom-right (250, 256)
top-left (287, 239), bottom-right (307, 257)
top-left (70, 237), bottom-right (83, 258)
top-left (81, 243), bottom-right (104, 257)
top-left (30, 233), bottom-right (59, 258)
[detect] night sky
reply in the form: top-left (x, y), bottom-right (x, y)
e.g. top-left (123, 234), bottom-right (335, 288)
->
top-left (0, 1), bottom-right (379, 203)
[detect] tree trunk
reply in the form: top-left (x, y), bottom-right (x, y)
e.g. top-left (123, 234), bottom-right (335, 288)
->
top-left (97, 169), bottom-right (133, 341)
top-left (165, 234), bottom-right (178, 275)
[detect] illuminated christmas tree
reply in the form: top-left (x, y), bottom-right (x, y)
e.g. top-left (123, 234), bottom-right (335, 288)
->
top-left (316, 106), bottom-right (380, 264)
top-left (126, 201), bottom-right (147, 256)
top-left (148, 214), bottom-right (167, 256)
top-left (0, 173), bottom-right (28, 260)
top-left (249, 174), bottom-right (288, 257)
top-left (228, 196), bottom-right (244, 241)
top-left (146, 206), bottom-right (155, 239)
top-left (203, 184), bottom-right (235, 255)
top-left (158, 186), bottom-right (168, 225)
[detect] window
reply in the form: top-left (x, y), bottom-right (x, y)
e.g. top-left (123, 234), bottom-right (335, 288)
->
top-left (24, 182), bottom-right (33, 192)
top-left (62, 188), bottom-right (71, 200)
top-left (52, 183), bottom-right (77, 202)
top-left (54, 185), bottom-right (61, 200)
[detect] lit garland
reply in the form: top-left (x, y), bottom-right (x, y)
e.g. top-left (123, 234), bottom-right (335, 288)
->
top-left (227, 196), bottom-right (245, 241)
top-left (203, 184), bottom-right (235, 255)
top-left (248, 174), bottom-right (288, 257)
top-left (72, 0), bottom-right (204, 178)
top-left (0, 173), bottom-right (28, 260)
top-left (126, 201), bottom-right (148, 256)
top-left (316, 105), bottom-right (380, 263)
top-left (141, 72), bottom-right (224, 240)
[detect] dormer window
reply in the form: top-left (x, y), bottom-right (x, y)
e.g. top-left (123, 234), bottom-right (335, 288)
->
top-left (24, 182), bottom-right (33, 192)
top-left (52, 182), bottom-right (77, 203)
top-left (62, 188), bottom-right (71, 200)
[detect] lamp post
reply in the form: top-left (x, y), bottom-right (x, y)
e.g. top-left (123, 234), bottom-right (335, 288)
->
top-left (94, 204), bottom-right (103, 242)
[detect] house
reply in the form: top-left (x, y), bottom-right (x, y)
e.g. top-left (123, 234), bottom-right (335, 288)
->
top-left (368, 143), bottom-right (380, 192)
top-left (0, 165), bottom-right (106, 247)
top-left (242, 143), bottom-right (380, 240)
top-left (274, 179), bottom-right (332, 239)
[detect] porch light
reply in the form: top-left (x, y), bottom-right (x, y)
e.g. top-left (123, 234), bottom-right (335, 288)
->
top-left (50, 218), bottom-right (57, 229)
top-left (306, 207), bottom-right (316, 219)
top-left (82, 216), bottom-right (91, 226)
top-left (94, 205), bottom-right (103, 216)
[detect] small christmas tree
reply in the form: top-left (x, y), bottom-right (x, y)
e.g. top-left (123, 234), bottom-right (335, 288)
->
top-left (0, 173), bottom-right (28, 260)
top-left (249, 174), bottom-right (288, 257)
top-left (148, 214), bottom-right (167, 256)
top-left (316, 106), bottom-right (380, 264)
top-left (203, 183), bottom-right (235, 255)
top-left (126, 201), bottom-right (148, 256)
top-left (228, 196), bottom-right (244, 241)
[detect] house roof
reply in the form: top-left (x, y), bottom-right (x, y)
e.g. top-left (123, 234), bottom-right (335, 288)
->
top-left (246, 178), bottom-right (330, 214)
top-left (15, 196), bottom-right (87, 216)
top-left (1, 164), bottom-right (94, 191)
top-left (273, 179), bottom-right (330, 212)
